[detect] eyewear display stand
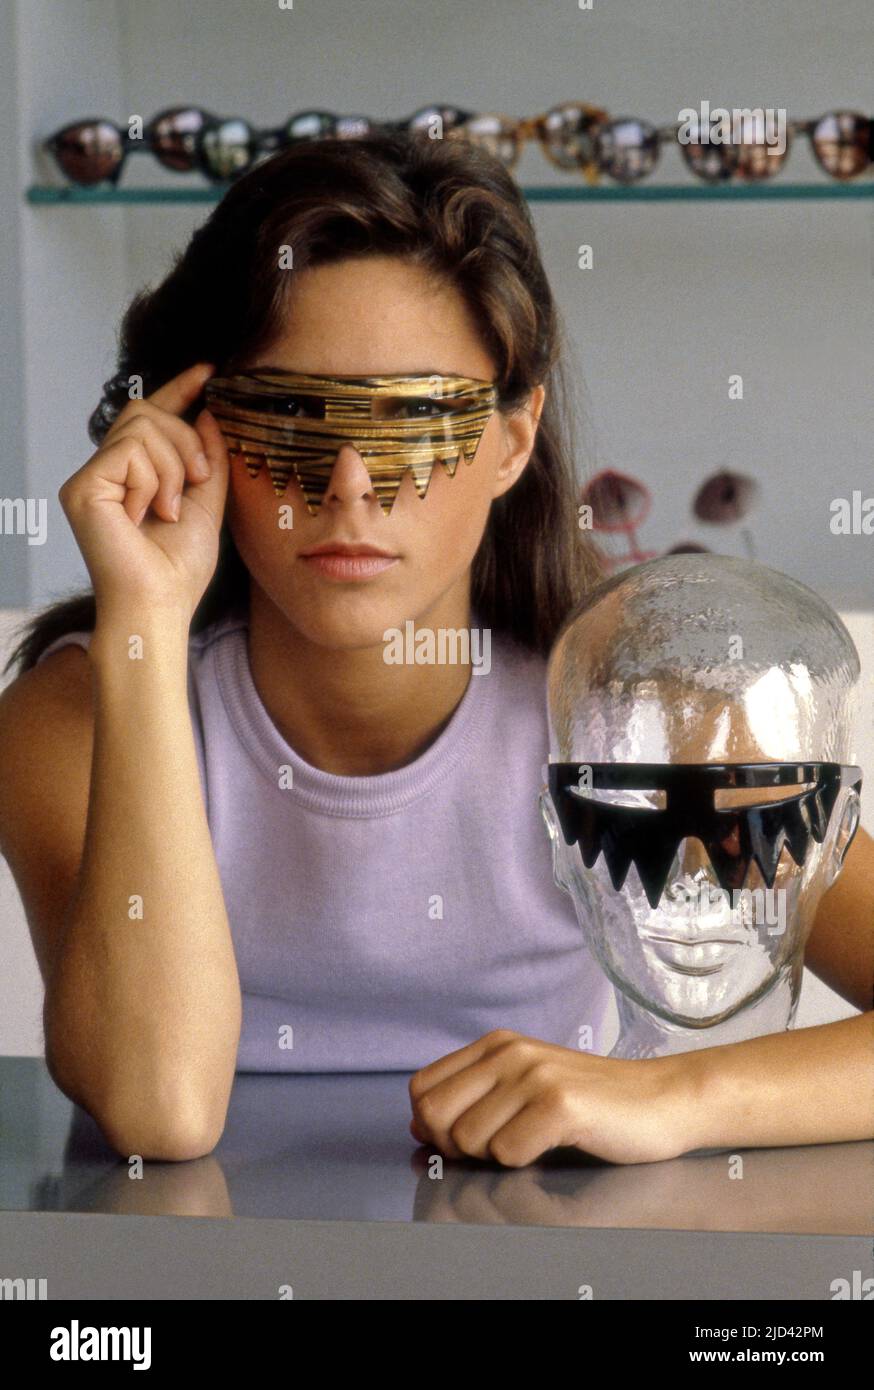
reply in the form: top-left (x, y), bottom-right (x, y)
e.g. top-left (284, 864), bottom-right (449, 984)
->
top-left (25, 182), bottom-right (874, 204)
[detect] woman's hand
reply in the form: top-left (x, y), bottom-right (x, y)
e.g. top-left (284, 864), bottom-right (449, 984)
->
top-left (408, 1029), bottom-right (696, 1167)
top-left (58, 362), bottom-right (230, 624)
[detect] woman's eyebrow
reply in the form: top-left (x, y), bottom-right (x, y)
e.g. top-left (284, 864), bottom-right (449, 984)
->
top-left (242, 365), bottom-right (456, 378)
top-left (239, 364), bottom-right (312, 376)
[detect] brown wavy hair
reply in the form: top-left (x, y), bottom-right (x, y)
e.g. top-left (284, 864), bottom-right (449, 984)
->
top-left (7, 131), bottom-right (604, 676)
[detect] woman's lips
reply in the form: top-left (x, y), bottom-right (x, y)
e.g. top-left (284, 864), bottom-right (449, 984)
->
top-left (300, 552), bottom-right (399, 581)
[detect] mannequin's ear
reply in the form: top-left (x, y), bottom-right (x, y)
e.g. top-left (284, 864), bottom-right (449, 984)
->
top-left (824, 788), bottom-right (862, 890)
top-left (540, 787), bottom-right (572, 892)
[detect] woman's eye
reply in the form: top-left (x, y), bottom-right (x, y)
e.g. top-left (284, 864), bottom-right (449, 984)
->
top-left (275, 395), bottom-right (324, 419)
top-left (375, 397), bottom-right (450, 421)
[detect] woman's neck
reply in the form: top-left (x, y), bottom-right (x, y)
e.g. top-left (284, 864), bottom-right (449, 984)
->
top-left (245, 581), bottom-right (477, 776)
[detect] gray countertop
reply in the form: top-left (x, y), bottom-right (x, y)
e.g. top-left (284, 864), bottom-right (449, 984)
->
top-left (1, 1057), bottom-right (872, 1299)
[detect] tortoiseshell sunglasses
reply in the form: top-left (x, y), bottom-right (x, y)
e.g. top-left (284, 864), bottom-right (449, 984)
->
top-left (445, 102), bottom-right (610, 181)
top-left (594, 109), bottom-right (873, 184)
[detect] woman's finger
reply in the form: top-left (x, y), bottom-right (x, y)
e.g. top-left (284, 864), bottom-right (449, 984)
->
top-left (182, 409), bottom-right (230, 531)
top-left (98, 438), bottom-right (162, 525)
top-left (145, 360), bottom-right (216, 417)
top-left (109, 417), bottom-right (187, 522)
top-left (106, 398), bottom-right (211, 483)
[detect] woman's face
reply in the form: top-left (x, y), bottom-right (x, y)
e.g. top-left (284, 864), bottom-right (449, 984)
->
top-left (225, 254), bottom-right (544, 649)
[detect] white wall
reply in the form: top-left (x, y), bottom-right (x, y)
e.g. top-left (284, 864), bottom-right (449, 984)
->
top-left (9, 0), bottom-right (129, 605)
top-left (0, 0), bottom-right (28, 605)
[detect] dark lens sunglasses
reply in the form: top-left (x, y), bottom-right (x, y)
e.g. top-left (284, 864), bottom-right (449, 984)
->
top-left (548, 762), bottom-right (863, 909)
top-left (699, 109), bottom-right (873, 183)
top-left (44, 106), bottom-right (218, 186)
top-left (194, 110), bottom-right (379, 182)
top-left (595, 116), bottom-right (742, 184)
top-left (595, 110), bottom-right (872, 185)
top-left (389, 105), bottom-right (474, 137)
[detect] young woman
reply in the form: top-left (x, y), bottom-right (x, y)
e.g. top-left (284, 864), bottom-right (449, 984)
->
top-left (0, 134), bottom-right (871, 1167)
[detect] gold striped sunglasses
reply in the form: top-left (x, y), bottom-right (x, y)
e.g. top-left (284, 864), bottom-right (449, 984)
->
top-left (204, 370), bottom-right (499, 515)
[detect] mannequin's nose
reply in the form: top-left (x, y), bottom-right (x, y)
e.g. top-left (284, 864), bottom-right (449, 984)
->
top-left (679, 835), bottom-right (713, 878)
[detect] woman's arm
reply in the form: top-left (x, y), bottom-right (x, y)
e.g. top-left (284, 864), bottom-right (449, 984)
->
top-left (674, 822), bottom-right (874, 1148)
top-left (803, 824), bottom-right (874, 1013)
top-left (0, 366), bottom-right (240, 1163)
top-left (409, 1010), bottom-right (874, 1167)
top-left (0, 613), bottom-right (242, 1163)
top-left (679, 1010), bottom-right (874, 1152)
top-left (411, 788), bottom-right (874, 1168)
top-left (674, 823), bottom-right (874, 1150)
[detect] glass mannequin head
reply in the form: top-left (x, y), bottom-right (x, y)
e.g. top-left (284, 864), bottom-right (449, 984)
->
top-left (540, 554), bottom-right (862, 1031)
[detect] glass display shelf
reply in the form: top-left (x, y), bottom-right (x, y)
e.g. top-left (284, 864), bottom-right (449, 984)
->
top-left (26, 182), bottom-right (874, 205)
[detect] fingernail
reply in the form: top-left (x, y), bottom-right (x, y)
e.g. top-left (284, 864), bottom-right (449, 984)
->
top-left (134, 504), bottom-right (147, 525)
top-left (171, 495), bottom-right (181, 520)
top-left (194, 451), bottom-right (210, 477)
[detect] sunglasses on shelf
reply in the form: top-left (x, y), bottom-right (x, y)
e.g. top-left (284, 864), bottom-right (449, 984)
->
top-left (45, 107), bottom-right (380, 185)
top-left (739, 110), bottom-right (873, 181)
top-left (594, 109), bottom-right (873, 184)
top-left (196, 110), bottom-right (383, 181)
top-left (44, 106), bottom-right (219, 186)
top-left (45, 103), bottom-right (872, 188)
top-left (386, 104), bottom-right (475, 136)
top-left (445, 102), bottom-right (610, 180)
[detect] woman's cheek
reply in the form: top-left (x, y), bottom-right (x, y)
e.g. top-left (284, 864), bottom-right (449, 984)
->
top-left (226, 488), bottom-right (290, 593)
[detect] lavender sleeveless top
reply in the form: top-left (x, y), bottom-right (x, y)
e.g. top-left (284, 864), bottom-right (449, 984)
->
top-left (37, 613), bottom-right (615, 1072)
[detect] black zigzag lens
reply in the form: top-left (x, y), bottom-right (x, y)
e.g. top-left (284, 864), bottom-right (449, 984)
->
top-left (547, 762), bottom-right (863, 911)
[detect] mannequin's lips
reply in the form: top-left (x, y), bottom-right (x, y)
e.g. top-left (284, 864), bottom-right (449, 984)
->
top-left (642, 932), bottom-right (748, 974)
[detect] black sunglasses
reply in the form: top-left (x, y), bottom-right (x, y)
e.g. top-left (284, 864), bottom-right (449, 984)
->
top-left (44, 106), bottom-right (219, 186)
top-left (195, 110), bottom-right (382, 182)
top-left (548, 762), bottom-right (863, 909)
top-left (44, 106), bottom-right (380, 186)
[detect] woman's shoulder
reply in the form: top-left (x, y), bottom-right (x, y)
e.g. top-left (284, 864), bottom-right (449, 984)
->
top-left (28, 610), bottom-right (545, 670)
top-left (29, 609), bottom-right (246, 670)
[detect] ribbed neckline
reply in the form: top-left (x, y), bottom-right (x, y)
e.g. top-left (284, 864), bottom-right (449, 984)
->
top-left (211, 614), bottom-right (500, 817)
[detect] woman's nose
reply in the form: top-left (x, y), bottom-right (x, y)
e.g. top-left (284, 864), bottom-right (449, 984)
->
top-left (321, 443), bottom-right (381, 507)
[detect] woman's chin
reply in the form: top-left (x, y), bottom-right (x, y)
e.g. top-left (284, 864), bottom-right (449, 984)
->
top-left (282, 593), bottom-right (414, 653)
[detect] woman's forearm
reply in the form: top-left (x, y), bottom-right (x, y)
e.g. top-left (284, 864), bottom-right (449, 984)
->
top-left (44, 609), bottom-right (242, 1159)
top-left (678, 1010), bottom-right (874, 1151)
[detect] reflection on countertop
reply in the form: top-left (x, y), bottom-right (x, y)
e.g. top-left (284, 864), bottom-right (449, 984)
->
top-left (1, 1058), bottom-right (870, 1233)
